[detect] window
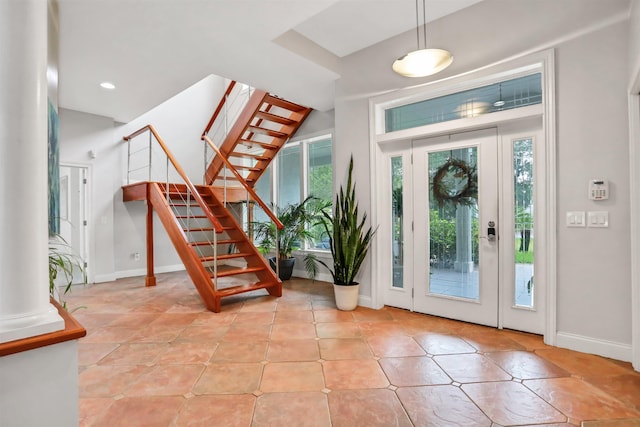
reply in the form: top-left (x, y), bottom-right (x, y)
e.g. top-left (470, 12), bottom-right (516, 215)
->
top-left (255, 134), bottom-right (333, 251)
top-left (277, 143), bottom-right (301, 207)
top-left (385, 73), bottom-right (542, 132)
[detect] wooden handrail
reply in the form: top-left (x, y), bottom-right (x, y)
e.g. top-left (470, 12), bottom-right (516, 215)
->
top-left (204, 89), bottom-right (269, 184)
top-left (123, 125), bottom-right (224, 233)
top-left (202, 135), bottom-right (283, 230)
top-left (202, 80), bottom-right (237, 137)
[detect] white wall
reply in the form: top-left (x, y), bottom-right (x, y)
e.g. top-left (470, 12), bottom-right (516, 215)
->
top-left (295, 109), bottom-right (335, 137)
top-left (59, 109), bottom-right (117, 282)
top-left (629, 0), bottom-right (640, 77)
top-left (334, 0), bottom-right (633, 355)
top-left (115, 75), bottom-right (227, 276)
top-left (0, 341), bottom-right (79, 427)
top-left (628, 0), bottom-right (640, 369)
top-left (60, 75), bottom-right (227, 281)
top-left (555, 23), bottom-right (630, 345)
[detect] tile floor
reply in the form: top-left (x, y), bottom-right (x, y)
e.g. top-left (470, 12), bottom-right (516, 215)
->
top-left (67, 271), bottom-right (640, 427)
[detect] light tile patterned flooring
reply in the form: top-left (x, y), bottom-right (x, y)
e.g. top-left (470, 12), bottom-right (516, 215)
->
top-left (67, 271), bottom-right (640, 426)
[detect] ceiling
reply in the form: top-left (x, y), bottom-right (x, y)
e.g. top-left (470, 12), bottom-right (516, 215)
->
top-left (57, 0), bottom-right (482, 123)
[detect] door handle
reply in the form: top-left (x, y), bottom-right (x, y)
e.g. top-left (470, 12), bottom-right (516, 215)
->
top-left (487, 220), bottom-right (496, 242)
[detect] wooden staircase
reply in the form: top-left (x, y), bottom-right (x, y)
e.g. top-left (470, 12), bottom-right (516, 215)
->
top-left (123, 181), bottom-right (282, 313)
top-left (122, 83), bottom-right (312, 312)
top-left (203, 86), bottom-right (312, 198)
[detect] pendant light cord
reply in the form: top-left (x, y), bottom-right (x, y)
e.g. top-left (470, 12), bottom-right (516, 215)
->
top-left (415, 0), bottom-right (420, 50)
top-left (415, 0), bottom-right (430, 50)
top-left (422, 0), bottom-right (427, 49)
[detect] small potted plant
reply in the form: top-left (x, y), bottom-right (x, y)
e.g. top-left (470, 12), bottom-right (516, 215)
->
top-left (313, 156), bottom-right (376, 310)
top-left (252, 196), bottom-right (326, 280)
top-left (49, 234), bottom-right (86, 309)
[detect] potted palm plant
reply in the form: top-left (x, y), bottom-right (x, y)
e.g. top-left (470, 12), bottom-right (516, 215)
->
top-left (252, 196), bottom-right (326, 280)
top-left (313, 156), bottom-right (376, 310)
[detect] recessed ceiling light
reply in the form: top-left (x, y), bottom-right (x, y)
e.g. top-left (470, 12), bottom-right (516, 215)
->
top-left (100, 82), bottom-right (116, 90)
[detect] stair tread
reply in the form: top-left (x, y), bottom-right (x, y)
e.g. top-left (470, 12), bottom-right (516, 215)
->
top-left (263, 94), bottom-right (308, 112)
top-left (214, 281), bottom-right (280, 297)
top-left (255, 110), bottom-right (296, 125)
top-left (239, 139), bottom-right (280, 150)
top-left (229, 152), bottom-right (270, 161)
top-left (230, 164), bottom-right (261, 172)
top-left (200, 252), bottom-right (255, 262)
top-left (212, 266), bottom-right (267, 278)
top-left (183, 226), bottom-right (232, 232)
top-left (189, 238), bottom-right (243, 246)
top-left (213, 176), bottom-right (256, 182)
top-left (247, 125), bottom-right (287, 138)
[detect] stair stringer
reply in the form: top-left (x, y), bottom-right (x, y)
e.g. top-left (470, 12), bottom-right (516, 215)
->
top-left (198, 185), bottom-right (282, 293)
top-left (204, 91), bottom-right (312, 191)
top-left (205, 89), bottom-right (269, 185)
top-left (146, 182), bottom-right (221, 311)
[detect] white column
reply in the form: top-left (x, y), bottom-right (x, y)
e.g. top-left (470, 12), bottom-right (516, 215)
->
top-left (0, 0), bottom-right (64, 343)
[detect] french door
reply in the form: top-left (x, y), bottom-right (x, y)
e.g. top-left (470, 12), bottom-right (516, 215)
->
top-left (384, 122), bottom-right (543, 333)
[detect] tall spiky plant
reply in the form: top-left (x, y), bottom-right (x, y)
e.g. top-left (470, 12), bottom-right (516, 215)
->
top-left (313, 156), bottom-right (376, 285)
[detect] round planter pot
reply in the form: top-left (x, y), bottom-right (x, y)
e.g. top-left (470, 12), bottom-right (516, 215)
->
top-left (269, 257), bottom-right (295, 281)
top-left (333, 283), bottom-right (360, 311)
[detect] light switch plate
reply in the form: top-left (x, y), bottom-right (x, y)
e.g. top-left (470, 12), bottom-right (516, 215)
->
top-left (566, 211), bottom-right (585, 227)
top-left (588, 211), bottom-right (609, 227)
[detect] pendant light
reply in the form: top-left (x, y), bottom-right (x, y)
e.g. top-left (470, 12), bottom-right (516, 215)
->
top-left (393, 0), bottom-right (453, 78)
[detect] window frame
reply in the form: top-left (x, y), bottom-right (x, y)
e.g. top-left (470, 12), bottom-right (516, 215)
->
top-left (270, 131), bottom-right (334, 253)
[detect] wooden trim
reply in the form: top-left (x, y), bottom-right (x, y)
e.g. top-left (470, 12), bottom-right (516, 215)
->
top-left (0, 299), bottom-right (86, 357)
top-left (146, 190), bottom-right (156, 287)
top-left (122, 182), bottom-right (148, 201)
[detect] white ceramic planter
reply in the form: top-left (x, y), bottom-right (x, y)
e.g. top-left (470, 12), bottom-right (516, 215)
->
top-left (333, 283), bottom-right (360, 311)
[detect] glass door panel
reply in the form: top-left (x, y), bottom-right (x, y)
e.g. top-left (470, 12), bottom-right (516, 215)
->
top-left (501, 118), bottom-right (544, 335)
top-left (513, 138), bottom-right (534, 308)
top-left (413, 129), bottom-right (499, 328)
top-left (382, 147), bottom-right (413, 310)
top-left (428, 148), bottom-right (479, 300)
top-left (391, 156), bottom-right (404, 288)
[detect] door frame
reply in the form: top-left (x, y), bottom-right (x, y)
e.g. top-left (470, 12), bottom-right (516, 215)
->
top-left (629, 64), bottom-right (640, 371)
top-left (60, 162), bottom-right (93, 284)
top-left (412, 129), bottom-right (500, 328)
top-left (368, 49), bottom-right (556, 343)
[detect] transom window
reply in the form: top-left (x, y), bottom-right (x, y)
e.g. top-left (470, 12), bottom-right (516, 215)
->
top-left (385, 73), bottom-right (542, 133)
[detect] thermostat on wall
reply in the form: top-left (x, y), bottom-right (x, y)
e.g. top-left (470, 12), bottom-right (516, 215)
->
top-left (589, 179), bottom-right (609, 201)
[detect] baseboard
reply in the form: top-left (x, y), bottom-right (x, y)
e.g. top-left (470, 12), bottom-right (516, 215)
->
top-left (358, 294), bottom-right (374, 309)
top-left (115, 264), bottom-right (185, 280)
top-left (291, 267), bottom-right (333, 284)
top-left (556, 331), bottom-right (632, 362)
top-left (93, 273), bottom-right (117, 283)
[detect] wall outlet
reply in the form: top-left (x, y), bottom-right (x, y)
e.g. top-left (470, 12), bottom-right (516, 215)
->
top-left (133, 252), bottom-right (141, 261)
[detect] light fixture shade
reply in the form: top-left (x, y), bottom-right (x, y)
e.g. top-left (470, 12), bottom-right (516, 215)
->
top-left (392, 48), bottom-right (453, 78)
